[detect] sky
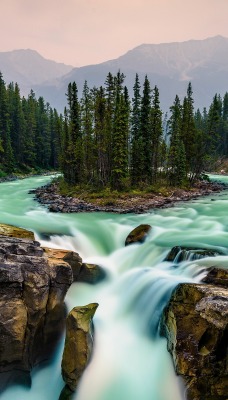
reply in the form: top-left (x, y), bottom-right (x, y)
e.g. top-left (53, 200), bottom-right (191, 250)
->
top-left (1, 0), bottom-right (228, 67)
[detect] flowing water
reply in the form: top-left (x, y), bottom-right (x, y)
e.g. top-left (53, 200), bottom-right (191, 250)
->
top-left (0, 174), bottom-right (228, 400)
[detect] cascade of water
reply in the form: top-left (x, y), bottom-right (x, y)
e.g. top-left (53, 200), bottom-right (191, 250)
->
top-left (0, 174), bottom-right (228, 400)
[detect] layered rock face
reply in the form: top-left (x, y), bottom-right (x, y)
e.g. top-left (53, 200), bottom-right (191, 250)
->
top-left (0, 224), bottom-right (73, 385)
top-left (162, 274), bottom-right (228, 400)
top-left (43, 247), bottom-right (106, 284)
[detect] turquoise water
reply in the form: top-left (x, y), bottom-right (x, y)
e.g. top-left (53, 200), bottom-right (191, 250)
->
top-left (0, 174), bottom-right (227, 400)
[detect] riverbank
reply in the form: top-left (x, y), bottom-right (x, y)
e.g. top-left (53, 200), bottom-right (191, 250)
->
top-left (0, 171), bottom-right (58, 183)
top-left (30, 179), bottom-right (226, 214)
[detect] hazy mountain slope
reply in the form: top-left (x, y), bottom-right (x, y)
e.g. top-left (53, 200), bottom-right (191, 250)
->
top-left (0, 49), bottom-right (73, 95)
top-left (2, 36), bottom-right (228, 113)
top-left (33, 36), bottom-right (228, 113)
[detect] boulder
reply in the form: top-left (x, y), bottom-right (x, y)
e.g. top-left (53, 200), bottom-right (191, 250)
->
top-left (202, 267), bottom-right (228, 288)
top-left (0, 231), bottom-right (73, 386)
top-left (125, 224), bottom-right (152, 246)
top-left (162, 282), bottom-right (228, 400)
top-left (61, 303), bottom-right (99, 391)
top-left (43, 247), bottom-right (83, 281)
top-left (164, 246), bottom-right (225, 263)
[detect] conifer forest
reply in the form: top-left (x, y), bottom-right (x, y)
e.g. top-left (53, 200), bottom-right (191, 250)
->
top-left (0, 70), bottom-right (227, 190)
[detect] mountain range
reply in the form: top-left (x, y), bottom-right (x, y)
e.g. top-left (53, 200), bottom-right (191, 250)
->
top-left (1, 36), bottom-right (228, 113)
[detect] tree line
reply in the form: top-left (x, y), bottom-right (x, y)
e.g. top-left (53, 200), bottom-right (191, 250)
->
top-left (0, 70), bottom-right (228, 189)
top-left (62, 72), bottom-right (228, 189)
top-left (0, 72), bottom-right (61, 174)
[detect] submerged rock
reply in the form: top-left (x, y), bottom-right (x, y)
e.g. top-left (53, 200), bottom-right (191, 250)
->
top-left (61, 303), bottom-right (99, 391)
top-left (125, 224), bottom-right (152, 246)
top-left (164, 245), bottom-right (225, 263)
top-left (162, 282), bottom-right (228, 400)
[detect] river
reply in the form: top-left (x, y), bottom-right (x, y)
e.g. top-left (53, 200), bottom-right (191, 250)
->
top-left (0, 175), bottom-right (228, 400)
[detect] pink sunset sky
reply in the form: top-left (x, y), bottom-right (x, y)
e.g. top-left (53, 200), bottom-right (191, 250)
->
top-left (1, 0), bottom-right (228, 66)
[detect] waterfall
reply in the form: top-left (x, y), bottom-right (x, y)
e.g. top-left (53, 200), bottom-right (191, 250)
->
top-left (0, 174), bottom-right (228, 400)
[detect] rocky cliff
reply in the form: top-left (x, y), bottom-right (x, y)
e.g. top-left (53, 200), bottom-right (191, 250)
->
top-left (0, 224), bottom-right (74, 389)
top-left (162, 268), bottom-right (228, 400)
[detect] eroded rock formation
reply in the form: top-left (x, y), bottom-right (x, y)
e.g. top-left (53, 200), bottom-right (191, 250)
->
top-left (162, 275), bottom-right (228, 400)
top-left (44, 247), bottom-right (106, 283)
top-left (61, 303), bottom-right (99, 392)
top-left (0, 224), bottom-right (73, 389)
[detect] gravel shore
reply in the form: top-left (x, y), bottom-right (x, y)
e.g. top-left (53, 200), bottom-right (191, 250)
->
top-left (30, 180), bottom-right (227, 214)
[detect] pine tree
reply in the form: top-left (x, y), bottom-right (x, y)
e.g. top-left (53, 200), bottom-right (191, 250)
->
top-left (151, 86), bottom-right (163, 183)
top-left (94, 86), bottom-right (107, 184)
top-left (140, 75), bottom-right (151, 183)
top-left (0, 73), bottom-right (14, 170)
top-left (23, 90), bottom-right (37, 166)
top-left (130, 73), bottom-right (143, 184)
top-left (168, 95), bottom-right (186, 185)
top-left (181, 82), bottom-right (198, 181)
top-left (81, 81), bottom-right (94, 181)
top-left (104, 72), bottom-right (115, 179)
top-left (66, 82), bottom-right (83, 184)
top-left (111, 79), bottom-right (130, 190)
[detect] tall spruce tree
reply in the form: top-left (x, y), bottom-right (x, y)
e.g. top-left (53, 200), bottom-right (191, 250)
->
top-left (111, 77), bottom-right (130, 190)
top-left (0, 73), bottom-right (14, 170)
top-left (130, 73), bottom-right (143, 184)
top-left (81, 81), bottom-right (94, 181)
top-left (181, 82), bottom-right (198, 181)
top-left (151, 86), bottom-right (163, 183)
top-left (140, 75), bottom-right (151, 183)
top-left (66, 82), bottom-right (83, 184)
top-left (168, 95), bottom-right (186, 186)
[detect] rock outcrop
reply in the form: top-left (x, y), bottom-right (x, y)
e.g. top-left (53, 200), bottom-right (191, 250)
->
top-left (0, 224), bottom-right (73, 389)
top-left (162, 278), bottom-right (228, 400)
top-left (43, 248), bottom-right (106, 284)
top-left (125, 224), bottom-right (152, 246)
top-left (61, 303), bottom-right (98, 392)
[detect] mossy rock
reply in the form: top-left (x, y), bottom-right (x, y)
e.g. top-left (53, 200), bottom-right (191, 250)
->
top-left (125, 224), bottom-right (152, 246)
top-left (0, 223), bottom-right (34, 240)
top-left (61, 303), bottom-right (99, 391)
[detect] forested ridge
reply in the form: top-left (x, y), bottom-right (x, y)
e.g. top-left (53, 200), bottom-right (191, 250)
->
top-left (0, 70), bottom-right (228, 190)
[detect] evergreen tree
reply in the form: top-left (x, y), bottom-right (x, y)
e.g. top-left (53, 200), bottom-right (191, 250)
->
top-left (181, 82), bottom-right (198, 181)
top-left (66, 82), bottom-right (83, 184)
top-left (151, 86), bottom-right (163, 183)
top-left (94, 86), bottom-right (107, 184)
top-left (104, 72), bottom-right (115, 178)
top-left (81, 81), bottom-right (94, 181)
top-left (130, 73), bottom-right (143, 184)
top-left (140, 75), bottom-right (151, 183)
top-left (168, 95), bottom-right (186, 185)
top-left (111, 79), bottom-right (130, 190)
top-left (0, 73), bottom-right (14, 170)
top-left (23, 90), bottom-right (37, 166)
